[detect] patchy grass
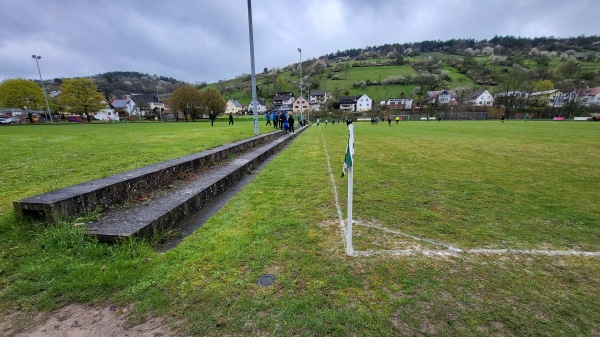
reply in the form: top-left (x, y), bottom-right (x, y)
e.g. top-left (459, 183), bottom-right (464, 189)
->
top-left (1, 121), bottom-right (599, 336)
top-left (0, 120), bottom-right (268, 215)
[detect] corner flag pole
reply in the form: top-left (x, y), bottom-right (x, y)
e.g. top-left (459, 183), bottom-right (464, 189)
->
top-left (345, 124), bottom-right (355, 255)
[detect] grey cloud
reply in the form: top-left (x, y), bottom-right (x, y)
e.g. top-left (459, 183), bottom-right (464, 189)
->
top-left (1, 0), bottom-right (598, 84)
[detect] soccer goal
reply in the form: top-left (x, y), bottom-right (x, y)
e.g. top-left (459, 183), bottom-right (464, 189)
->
top-left (390, 114), bottom-right (410, 122)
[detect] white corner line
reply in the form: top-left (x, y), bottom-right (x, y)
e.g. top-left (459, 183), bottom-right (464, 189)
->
top-left (319, 127), bottom-right (348, 253)
top-left (319, 129), bottom-right (599, 259)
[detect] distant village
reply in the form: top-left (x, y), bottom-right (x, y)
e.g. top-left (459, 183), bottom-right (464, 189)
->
top-left (2, 85), bottom-right (600, 123)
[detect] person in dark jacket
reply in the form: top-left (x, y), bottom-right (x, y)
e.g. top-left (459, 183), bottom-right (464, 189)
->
top-left (288, 113), bottom-right (295, 134)
top-left (228, 113), bottom-right (234, 125)
top-left (279, 112), bottom-right (285, 130)
top-left (209, 111), bottom-right (215, 126)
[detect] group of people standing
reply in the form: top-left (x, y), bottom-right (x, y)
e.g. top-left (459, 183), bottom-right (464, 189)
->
top-left (265, 110), bottom-right (303, 134)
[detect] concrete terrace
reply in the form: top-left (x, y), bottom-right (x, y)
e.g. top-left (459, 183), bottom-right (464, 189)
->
top-left (14, 125), bottom-right (309, 241)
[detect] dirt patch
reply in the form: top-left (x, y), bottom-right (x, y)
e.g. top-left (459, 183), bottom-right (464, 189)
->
top-left (1, 304), bottom-right (175, 337)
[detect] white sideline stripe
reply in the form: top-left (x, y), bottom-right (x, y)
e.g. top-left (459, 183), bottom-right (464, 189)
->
top-left (355, 221), bottom-right (600, 257)
top-left (466, 249), bottom-right (600, 256)
top-left (354, 249), bottom-right (457, 257)
top-left (355, 248), bottom-right (600, 257)
top-left (319, 127), bottom-right (348, 251)
top-left (357, 221), bottom-right (464, 253)
top-left (318, 130), bottom-right (599, 258)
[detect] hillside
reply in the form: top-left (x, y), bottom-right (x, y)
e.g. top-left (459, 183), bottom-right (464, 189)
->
top-left (207, 35), bottom-right (600, 110)
top-left (37, 35), bottom-right (600, 109)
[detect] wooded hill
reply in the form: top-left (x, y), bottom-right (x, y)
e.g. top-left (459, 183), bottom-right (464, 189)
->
top-left (43, 71), bottom-right (190, 99)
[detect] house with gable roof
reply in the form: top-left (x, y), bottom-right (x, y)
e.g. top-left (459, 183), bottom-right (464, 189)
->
top-left (272, 92), bottom-right (295, 111)
top-left (356, 93), bottom-right (373, 111)
top-left (426, 90), bottom-right (458, 105)
top-left (309, 90), bottom-right (327, 104)
top-left (292, 96), bottom-right (311, 114)
top-left (386, 98), bottom-right (413, 110)
top-left (111, 97), bottom-right (136, 117)
top-left (309, 89), bottom-right (328, 111)
top-left (467, 89), bottom-right (494, 107)
top-left (337, 93), bottom-right (374, 113)
top-left (576, 87), bottom-right (600, 106)
top-left (494, 90), bottom-right (528, 109)
top-left (339, 96), bottom-right (359, 112)
top-left (225, 99), bottom-right (243, 115)
top-left (246, 99), bottom-right (267, 114)
top-left (130, 93), bottom-right (165, 112)
top-left (528, 89), bottom-right (567, 108)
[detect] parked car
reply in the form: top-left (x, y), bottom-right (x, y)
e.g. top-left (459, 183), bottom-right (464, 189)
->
top-left (0, 115), bottom-right (16, 124)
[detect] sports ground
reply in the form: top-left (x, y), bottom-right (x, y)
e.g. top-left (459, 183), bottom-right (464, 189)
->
top-left (0, 119), bottom-right (598, 336)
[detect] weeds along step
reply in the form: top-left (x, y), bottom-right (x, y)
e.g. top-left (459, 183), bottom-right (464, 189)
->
top-left (13, 127), bottom-right (306, 236)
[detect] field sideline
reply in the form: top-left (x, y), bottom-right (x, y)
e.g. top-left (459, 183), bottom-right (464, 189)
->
top-left (1, 119), bottom-right (599, 336)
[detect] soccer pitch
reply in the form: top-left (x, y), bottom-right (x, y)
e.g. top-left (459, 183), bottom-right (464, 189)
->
top-left (1, 119), bottom-right (599, 335)
top-left (317, 120), bottom-right (600, 255)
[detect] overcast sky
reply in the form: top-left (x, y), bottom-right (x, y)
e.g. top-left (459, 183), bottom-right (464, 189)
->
top-left (1, 0), bottom-right (598, 84)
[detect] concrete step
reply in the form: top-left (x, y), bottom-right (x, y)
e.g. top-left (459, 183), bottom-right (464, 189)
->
top-left (13, 129), bottom-right (292, 223)
top-left (86, 128), bottom-right (306, 241)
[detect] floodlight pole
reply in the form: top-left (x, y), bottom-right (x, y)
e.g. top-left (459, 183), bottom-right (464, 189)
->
top-left (298, 48), bottom-right (303, 123)
top-left (247, 0), bottom-right (259, 135)
top-left (31, 55), bottom-right (53, 123)
top-left (157, 86), bottom-right (162, 122)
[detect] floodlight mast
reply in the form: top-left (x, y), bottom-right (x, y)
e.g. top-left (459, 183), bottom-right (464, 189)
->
top-left (247, 0), bottom-right (259, 135)
top-left (31, 55), bottom-right (53, 123)
top-left (298, 48), bottom-right (303, 123)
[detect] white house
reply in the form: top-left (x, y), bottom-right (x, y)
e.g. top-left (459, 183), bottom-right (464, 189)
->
top-left (356, 93), bottom-right (373, 112)
top-left (386, 98), bottom-right (413, 110)
top-left (248, 99), bottom-right (267, 114)
top-left (577, 87), bottom-right (600, 106)
top-left (225, 99), bottom-right (243, 115)
top-left (426, 90), bottom-right (458, 105)
top-left (309, 90), bottom-right (327, 111)
top-left (309, 90), bottom-right (328, 104)
top-left (272, 92), bottom-right (295, 111)
top-left (111, 98), bottom-right (136, 116)
top-left (468, 89), bottom-right (494, 107)
top-left (95, 108), bottom-right (120, 121)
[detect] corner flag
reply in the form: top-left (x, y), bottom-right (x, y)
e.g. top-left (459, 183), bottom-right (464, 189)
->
top-left (343, 124), bottom-right (355, 255)
top-left (342, 125), bottom-right (354, 177)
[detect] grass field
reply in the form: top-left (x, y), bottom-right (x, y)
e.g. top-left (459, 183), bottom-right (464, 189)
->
top-left (1, 120), bottom-right (599, 336)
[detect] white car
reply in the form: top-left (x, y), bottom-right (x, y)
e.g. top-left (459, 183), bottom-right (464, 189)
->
top-left (0, 116), bottom-right (16, 124)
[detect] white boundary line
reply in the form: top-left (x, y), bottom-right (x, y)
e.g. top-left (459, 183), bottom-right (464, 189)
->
top-left (320, 127), bottom-right (348, 253)
top-left (319, 128), bottom-right (600, 258)
top-left (357, 221), bottom-right (464, 253)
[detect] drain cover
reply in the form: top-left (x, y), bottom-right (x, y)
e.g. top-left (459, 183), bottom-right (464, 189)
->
top-left (257, 274), bottom-right (275, 286)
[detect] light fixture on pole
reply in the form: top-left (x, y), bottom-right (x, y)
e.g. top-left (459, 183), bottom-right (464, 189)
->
top-left (298, 48), bottom-right (303, 123)
top-left (31, 55), bottom-right (53, 123)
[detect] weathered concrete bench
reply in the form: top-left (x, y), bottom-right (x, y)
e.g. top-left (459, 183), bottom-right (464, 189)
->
top-left (86, 131), bottom-right (303, 241)
top-left (14, 130), bottom-right (287, 223)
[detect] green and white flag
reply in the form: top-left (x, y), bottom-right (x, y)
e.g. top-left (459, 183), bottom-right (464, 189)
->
top-left (343, 124), bottom-right (355, 256)
top-left (342, 124), bottom-right (354, 177)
